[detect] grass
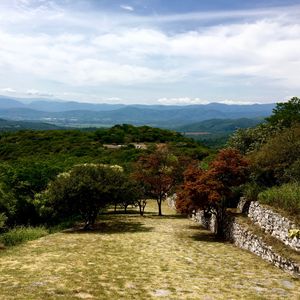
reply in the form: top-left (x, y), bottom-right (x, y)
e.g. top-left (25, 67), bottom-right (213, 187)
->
top-left (258, 182), bottom-right (300, 224)
top-left (0, 226), bottom-right (49, 247)
top-left (0, 201), bottom-right (299, 299)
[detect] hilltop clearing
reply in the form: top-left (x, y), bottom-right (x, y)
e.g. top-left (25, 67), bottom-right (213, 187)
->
top-left (0, 202), bottom-right (299, 300)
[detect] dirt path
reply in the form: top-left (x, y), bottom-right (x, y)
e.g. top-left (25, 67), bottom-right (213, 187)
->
top-left (0, 202), bottom-right (299, 299)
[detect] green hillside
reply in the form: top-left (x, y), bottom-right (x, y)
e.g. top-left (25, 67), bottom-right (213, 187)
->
top-left (0, 118), bottom-right (63, 131)
top-left (177, 118), bottom-right (263, 133)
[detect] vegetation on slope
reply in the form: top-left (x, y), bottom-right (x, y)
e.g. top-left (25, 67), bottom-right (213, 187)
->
top-left (228, 97), bottom-right (300, 218)
top-left (258, 183), bottom-right (300, 223)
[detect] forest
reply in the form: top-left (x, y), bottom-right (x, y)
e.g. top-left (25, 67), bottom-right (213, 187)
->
top-left (0, 97), bottom-right (299, 245)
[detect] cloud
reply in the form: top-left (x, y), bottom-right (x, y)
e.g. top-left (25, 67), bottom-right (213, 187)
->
top-left (0, 1), bottom-right (299, 103)
top-left (26, 89), bottom-right (53, 97)
top-left (120, 5), bottom-right (134, 12)
top-left (1, 19), bottom-right (300, 90)
top-left (0, 87), bottom-right (17, 93)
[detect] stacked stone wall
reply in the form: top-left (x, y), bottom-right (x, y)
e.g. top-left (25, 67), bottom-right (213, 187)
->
top-left (248, 201), bottom-right (300, 252)
top-left (191, 203), bottom-right (300, 277)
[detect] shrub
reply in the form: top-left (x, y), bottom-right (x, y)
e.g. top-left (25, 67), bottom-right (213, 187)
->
top-left (0, 213), bottom-right (7, 230)
top-left (242, 182), bottom-right (265, 202)
top-left (0, 226), bottom-right (49, 247)
top-left (258, 182), bottom-right (300, 220)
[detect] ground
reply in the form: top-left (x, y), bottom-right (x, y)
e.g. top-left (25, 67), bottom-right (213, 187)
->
top-left (0, 201), bottom-right (299, 299)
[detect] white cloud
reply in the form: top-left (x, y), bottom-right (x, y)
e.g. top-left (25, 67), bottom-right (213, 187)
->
top-left (120, 5), bottom-right (134, 12)
top-left (26, 89), bottom-right (53, 97)
top-left (0, 87), bottom-right (17, 93)
top-left (157, 97), bottom-right (210, 105)
top-left (0, 1), bottom-right (299, 103)
top-left (1, 19), bottom-right (300, 89)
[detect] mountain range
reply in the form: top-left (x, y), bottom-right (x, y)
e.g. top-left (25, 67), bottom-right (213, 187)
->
top-left (0, 95), bottom-right (275, 128)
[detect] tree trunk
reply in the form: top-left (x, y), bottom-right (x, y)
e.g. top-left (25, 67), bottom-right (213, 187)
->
top-left (138, 203), bottom-right (144, 216)
top-left (157, 198), bottom-right (162, 216)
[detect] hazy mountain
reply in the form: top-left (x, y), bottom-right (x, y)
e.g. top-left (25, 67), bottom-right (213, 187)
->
top-left (27, 100), bottom-right (125, 112)
top-left (0, 96), bottom-right (25, 109)
top-left (177, 118), bottom-right (264, 133)
top-left (0, 95), bottom-right (275, 128)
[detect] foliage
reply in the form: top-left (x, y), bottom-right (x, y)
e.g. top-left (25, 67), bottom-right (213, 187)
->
top-left (0, 213), bottom-right (7, 230)
top-left (133, 146), bottom-right (180, 216)
top-left (41, 164), bottom-right (132, 229)
top-left (95, 124), bottom-right (189, 144)
top-left (0, 226), bottom-right (48, 247)
top-left (0, 160), bottom-right (62, 226)
top-left (267, 97), bottom-right (300, 127)
top-left (0, 125), bottom-right (209, 226)
top-left (228, 97), bottom-right (300, 154)
top-left (258, 182), bottom-right (300, 221)
top-left (248, 123), bottom-right (300, 186)
top-left (176, 148), bottom-right (249, 236)
top-left (241, 182), bottom-right (265, 202)
top-left (227, 122), bottom-right (281, 154)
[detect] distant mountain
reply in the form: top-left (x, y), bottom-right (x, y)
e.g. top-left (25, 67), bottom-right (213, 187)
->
top-left (0, 96), bottom-right (25, 109)
top-left (27, 100), bottom-right (125, 112)
top-left (177, 118), bottom-right (264, 133)
top-left (0, 118), bottom-right (63, 131)
top-left (0, 95), bottom-right (275, 128)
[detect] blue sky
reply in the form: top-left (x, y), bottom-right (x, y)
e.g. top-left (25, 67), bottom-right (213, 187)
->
top-left (0, 0), bottom-right (300, 104)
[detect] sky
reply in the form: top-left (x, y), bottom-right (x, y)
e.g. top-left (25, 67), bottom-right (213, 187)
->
top-left (0, 0), bottom-right (300, 105)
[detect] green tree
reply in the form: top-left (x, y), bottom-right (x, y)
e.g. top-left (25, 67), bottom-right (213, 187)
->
top-left (267, 97), bottom-right (300, 127)
top-left (42, 164), bottom-right (126, 229)
top-left (248, 123), bottom-right (300, 186)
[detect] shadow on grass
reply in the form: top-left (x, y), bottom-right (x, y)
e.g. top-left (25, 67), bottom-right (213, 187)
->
top-left (145, 214), bottom-right (186, 220)
top-left (63, 220), bottom-right (154, 235)
top-left (186, 225), bottom-right (226, 243)
top-left (190, 231), bottom-right (226, 243)
top-left (105, 210), bottom-right (154, 216)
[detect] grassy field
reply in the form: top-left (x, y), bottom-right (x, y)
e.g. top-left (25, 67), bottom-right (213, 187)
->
top-left (0, 201), bottom-right (299, 300)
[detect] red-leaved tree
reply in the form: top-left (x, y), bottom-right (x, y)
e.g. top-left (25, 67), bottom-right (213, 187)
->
top-left (176, 148), bottom-right (249, 236)
top-left (133, 146), bottom-right (179, 216)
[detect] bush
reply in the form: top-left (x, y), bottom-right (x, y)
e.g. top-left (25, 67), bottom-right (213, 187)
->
top-left (258, 182), bottom-right (300, 220)
top-left (242, 182), bottom-right (265, 202)
top-left (0, 213), bottom-right (7, 230)
top-left (0, 226), bottom-right (49, 247)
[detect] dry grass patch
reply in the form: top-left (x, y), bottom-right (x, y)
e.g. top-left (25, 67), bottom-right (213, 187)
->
top-left (0, 200), bottom-right (299, 299)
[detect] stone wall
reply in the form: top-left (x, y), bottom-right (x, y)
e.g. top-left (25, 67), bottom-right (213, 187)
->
top-left (247, 201), bottom-right (300, 252)
top-left (192, 209), bottom-right (300, 277)
top-left (223, 216), bottom-right (299, 276)
top-left (192, 210), bottom-right (217, 234)
top-left (168, 195), bottom-right (300, 276)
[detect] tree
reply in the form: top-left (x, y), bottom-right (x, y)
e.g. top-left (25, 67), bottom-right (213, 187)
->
top-left (133, 146), bottom-right (179, 216)
top-left (41, 164), bottom-right (126, 229)
top-left (227, 122), bottom-right (280, 154)
top-left (248, 123), bottom-right (300, 186)
top-left (176, 148), bottom-right (249, 236)
top-left (267, 97), bottom-right (300, 127)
